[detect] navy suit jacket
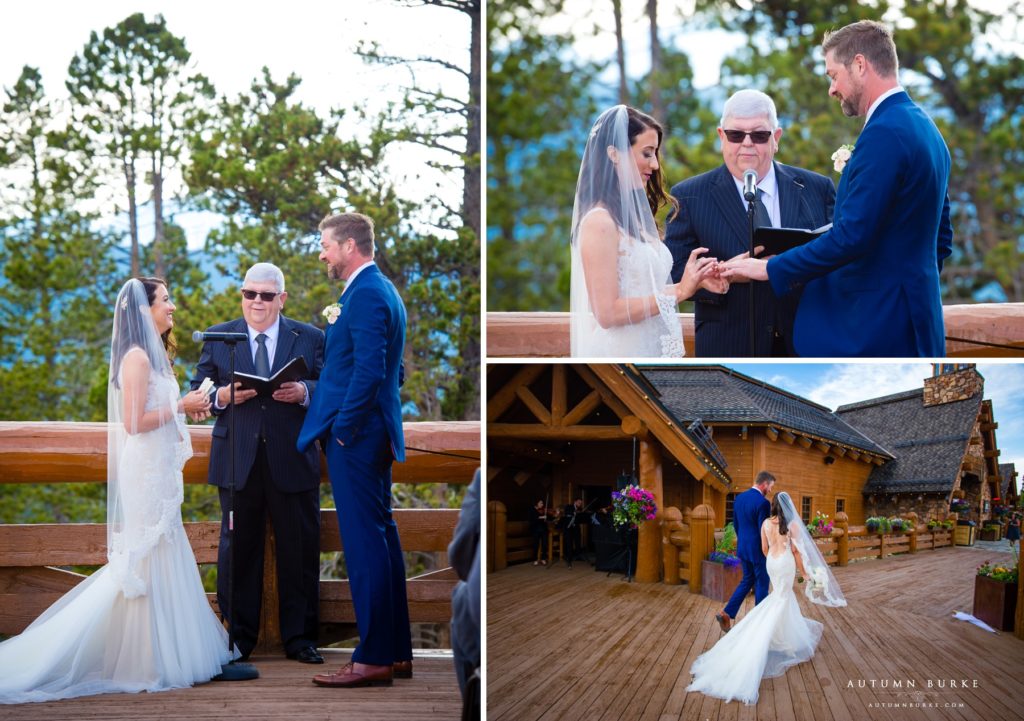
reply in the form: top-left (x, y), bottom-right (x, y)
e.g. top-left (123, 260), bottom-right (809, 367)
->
top-left (767, 91), bottom-right (953, 357)
top-left (732, 487), bottom-right (770, 563)
top-left (191, 315), bottom-right (324, 492)
top-left (665, 162), bottom-right (835, 357)
top-left (298, 264), bottom-right (406, 461)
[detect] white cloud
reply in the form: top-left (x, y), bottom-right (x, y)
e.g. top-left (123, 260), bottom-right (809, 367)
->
top-left (800, 364), bottom-right (934, 410)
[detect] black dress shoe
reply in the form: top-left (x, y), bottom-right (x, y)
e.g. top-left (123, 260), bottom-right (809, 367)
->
top-left (288, 646), bottom-right (324, 664)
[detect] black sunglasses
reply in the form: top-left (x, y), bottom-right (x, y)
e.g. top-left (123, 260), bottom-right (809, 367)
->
top-left (241, 289), bottom-right (281, 302)
top-left (723, 129), bottom-right (773, 144)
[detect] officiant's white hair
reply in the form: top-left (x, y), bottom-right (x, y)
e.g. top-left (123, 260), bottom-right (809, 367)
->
top-left (244, 262), bottom-right (285, 292)
top-left (720, 89), bottom-right (778, 130)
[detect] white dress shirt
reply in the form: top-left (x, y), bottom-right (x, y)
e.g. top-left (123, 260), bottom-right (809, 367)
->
top-left (732, 163), bottom-right (780, 228)
top-left (865, 85), bottom-right (904, 126)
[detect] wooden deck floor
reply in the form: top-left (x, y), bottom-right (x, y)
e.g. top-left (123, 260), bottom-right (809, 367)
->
top-left (488, 546), bottom-right (1024, 721)
top-left (0, 650), bottom-right (461, 720)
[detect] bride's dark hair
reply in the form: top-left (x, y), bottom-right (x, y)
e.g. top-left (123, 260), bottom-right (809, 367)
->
top-left (111, 277), bottom-right (176, 388)
top-left (137, 277), bottom-right (177, 360)
top-left (625, 107), bottom-right (679, 222)
top-left (771, 493), bottom-right (789, 536)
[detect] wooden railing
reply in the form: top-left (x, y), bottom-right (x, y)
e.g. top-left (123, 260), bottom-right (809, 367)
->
top-left (0, 421), bottom-right (479, 652)
top-left (487, 303), bottom-right (1024, 357)
top-left (661, 510), bottom-right (957, 589)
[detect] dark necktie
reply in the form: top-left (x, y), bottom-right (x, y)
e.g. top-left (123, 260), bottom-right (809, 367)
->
top-left (754, 188), bottom-right (773, 229)
top-left (255, 333), bottom-right (270, 378)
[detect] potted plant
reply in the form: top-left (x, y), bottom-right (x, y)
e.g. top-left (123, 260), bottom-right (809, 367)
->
top-left (701, 523), bottom-right (742, 602)
top-left (980, 523), bottom-right (1002, 542)
top-left (950, 498), bottom-right (971, 514)
top-left (890, 517), bottom-right (905, 533)
top-left (807, 512), bottom-right (833, 538)
top-left (610, 484), bottom-right (656, 579)
top-left (973, 548), bottom-right (1019, 631)
top-left (866, 516), bottom-right (881, 533)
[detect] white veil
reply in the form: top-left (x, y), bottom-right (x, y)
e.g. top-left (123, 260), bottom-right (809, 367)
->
top-left (569, 105), bottom-right (682, 358)
top-left (776, 492), bottom-right (847, 607)
top-left (107, 279), bottom-right (191, 597)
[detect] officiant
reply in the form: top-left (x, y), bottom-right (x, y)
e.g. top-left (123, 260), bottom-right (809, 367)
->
top-left (665, 89), bottom-right (836, 357)
top-left (191, 262), bottom-right (326, 664)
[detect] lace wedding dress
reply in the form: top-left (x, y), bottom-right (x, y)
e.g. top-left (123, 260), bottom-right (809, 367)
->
top-left (0, 361), bottom-right (233, 704)
top-left (686, 521), bottom-right (823, 705)
top-left (572, 221), bottom-right (684, 358)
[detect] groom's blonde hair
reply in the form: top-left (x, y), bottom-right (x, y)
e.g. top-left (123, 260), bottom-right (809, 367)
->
top-left (823, 20), bottom-right (899, 79)
top-left (320, 212), bottom-right (375, 257)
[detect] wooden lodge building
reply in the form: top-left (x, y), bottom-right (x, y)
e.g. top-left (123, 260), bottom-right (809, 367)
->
top-left (487, 362), bottom-right (1011, 580)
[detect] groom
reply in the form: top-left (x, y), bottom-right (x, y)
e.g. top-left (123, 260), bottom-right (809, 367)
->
top-left (717, 471), bottom-right (775, 633)
top-left (722, 20), bottom-right (953, 356)
top-left (298, 212), bottom-right (413, 688)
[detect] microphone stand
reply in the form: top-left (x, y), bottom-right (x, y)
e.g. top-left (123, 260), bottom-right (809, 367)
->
top-left (213, 336), bottom-right (259, 682)
top-left (745, 194), bottom-right (756, 357)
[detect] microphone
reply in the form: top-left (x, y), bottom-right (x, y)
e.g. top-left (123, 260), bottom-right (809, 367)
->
top-left (192, 330), bottom-right (248, 343)
top-left (743, 168), bottom-right (758, 202)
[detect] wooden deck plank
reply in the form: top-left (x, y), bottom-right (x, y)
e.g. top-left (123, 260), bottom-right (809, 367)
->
top-left (488, 546), bottom-right (1024, 721)
top-left (0, 651), bottom-right (461, 720)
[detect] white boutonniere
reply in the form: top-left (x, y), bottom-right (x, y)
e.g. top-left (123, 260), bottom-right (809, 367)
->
top-left (831, 143), bottom-right (855, 173)
top-left (322, 303), bottom-right (341, 325)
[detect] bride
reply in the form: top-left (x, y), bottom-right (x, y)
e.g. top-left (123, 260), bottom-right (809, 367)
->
top-left (686, 491), bottom-right (846, 705)
top-left (0, 277), bottom-right (235, 703)
top-left (570, 105), bottom-right (726, 358)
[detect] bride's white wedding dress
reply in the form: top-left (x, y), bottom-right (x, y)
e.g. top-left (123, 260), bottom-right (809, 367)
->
top-left (686, 522), bottom-right (823, 705)
top-left (573, 220), bottom-right (684, 358)
top-left (0, 363), bottom-right (233, 704)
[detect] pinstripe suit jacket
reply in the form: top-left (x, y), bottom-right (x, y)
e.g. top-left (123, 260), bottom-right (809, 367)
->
top-left (665, 162), bottom-right (835, 357)
top-left (191, 315), bottom-right (324, 492)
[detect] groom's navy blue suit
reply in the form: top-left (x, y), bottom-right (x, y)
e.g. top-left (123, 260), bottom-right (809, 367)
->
top-left (767, 91), bottom-right (953, 356)
top-left (666, 162), bottom-right (835, 357)
top-left (298, 263), bottom-right (412, 667)
top-left (724, 487), bottom-right (771, 620)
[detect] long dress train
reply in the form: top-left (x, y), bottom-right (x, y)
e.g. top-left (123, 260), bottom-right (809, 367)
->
top-left (0, 369), bottom-right (233, 703)
top-left (686, 531), bottom-right (822, 705)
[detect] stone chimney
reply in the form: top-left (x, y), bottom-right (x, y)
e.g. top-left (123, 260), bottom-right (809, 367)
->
top-left (922, 364), bottom-right (983, 407)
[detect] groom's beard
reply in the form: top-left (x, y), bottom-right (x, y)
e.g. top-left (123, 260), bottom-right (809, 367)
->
top-left (327, 263), bottom-right (343, 281)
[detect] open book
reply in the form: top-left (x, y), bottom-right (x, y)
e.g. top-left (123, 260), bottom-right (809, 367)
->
top-left (232, 356), bottom-right (309, 396)
top-left (754, 223), bottom-right (832, 257)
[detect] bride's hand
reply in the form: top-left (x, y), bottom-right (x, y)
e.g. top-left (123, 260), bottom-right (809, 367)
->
top-left (181, 389), bottom-right (211, 417)
top-left (675, 247), bottom-right (717, 302)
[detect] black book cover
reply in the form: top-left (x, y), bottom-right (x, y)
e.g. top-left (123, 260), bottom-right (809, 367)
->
top-left (754, 222), bottom-right (832, 257)
top-left (232, 356), bottom-right (309, 396)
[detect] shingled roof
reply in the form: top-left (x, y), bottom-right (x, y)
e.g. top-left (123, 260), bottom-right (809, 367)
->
top-left (998, 463), bottom-right (1018, 500)
top-left (835, 388), bottom-right (982, 494)
top-left (637, 366), bottom-right (890, 457)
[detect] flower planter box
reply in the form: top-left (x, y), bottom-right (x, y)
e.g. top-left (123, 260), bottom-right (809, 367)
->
top-left (954, 524), bottom-right (975, 546)
top-left (701, 560), bottom-right (743, 603)
top-left (979, 527), bottom-right (1002, 542)
top-left (973, 575), bottom-right (1018, 631)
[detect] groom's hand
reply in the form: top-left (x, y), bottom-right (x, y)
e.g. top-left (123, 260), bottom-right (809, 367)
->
top-left (721, 255), bottom-right (770, 282)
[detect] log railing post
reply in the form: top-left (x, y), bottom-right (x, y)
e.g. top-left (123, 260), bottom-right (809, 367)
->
top-left (905, 512), bottom-right (918, 554)
top-left (689, 504), bottom-right (715, 594)
top-left (661, 506), bottom-right (683, 585)
top-left (636, 440), bottom-right (663, 583)
top-left (488, 501), bottom-right (507, 572)
top-left (834, 513), bottom-right (849, 566)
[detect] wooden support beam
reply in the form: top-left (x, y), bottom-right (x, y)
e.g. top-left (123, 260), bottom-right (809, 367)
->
top-left (620, 415), bottom-right (649, 440)
top-left (847, 449), bottom-right (861, 462)
top-left (551, 364), bottom-right (567, 424)
top-left (765, 426), bottom-right (778, 442)
top-left (575, 365), bottom-right (633, 420)
top-left (515, 385), bottom-right (552, 425)
top-left (814, 442), bottom-right (832, 455)
top-left (562, 389), bottom-right (602, 427)
top-left (781, 431), bottom-right (796, 445)
top-left (833, 447), bottom-right (848, 458)
top-left (984, 450), bottom-right (1001, 458)
top-left (488, 424), bottom-right (627, 441)
top-left (487, 365), bottom-right (545, 421)
top-left (488, 438), bottom-right (569, 465)
top-left (981, 422), bottom-right (998, 431)
top-left (797, 436), bottom-right (813, 449)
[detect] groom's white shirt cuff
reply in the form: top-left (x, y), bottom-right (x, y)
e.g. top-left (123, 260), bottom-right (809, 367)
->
top-left (864, 85), bottom-right (904, 126)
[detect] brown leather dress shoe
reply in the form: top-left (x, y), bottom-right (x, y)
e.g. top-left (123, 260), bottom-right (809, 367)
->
top-left (715, 611), bottom-right (732, 633)
top-left (393, 660), bottom-right (413, 679)
top-left (312, 662), bottom-right (393, 688)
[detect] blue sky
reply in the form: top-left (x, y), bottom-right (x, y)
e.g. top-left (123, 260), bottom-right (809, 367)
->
top-left (724, 363), bottom-right (1024, 493)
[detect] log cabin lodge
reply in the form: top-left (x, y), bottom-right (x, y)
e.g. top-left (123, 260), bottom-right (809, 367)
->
top-left (487, 363), bottom-right (1016, 578)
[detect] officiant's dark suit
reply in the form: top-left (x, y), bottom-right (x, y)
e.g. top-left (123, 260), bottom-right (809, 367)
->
top-left (722, 475), bottom-right (774, 623)
top-left (191, 265), bottom-right (324, 662)
top-left (666, 89), bottom-right (834, 357)
top-left (300, 212), bottom-right (412, 687)
top-left (667, 163), bottom-right (834, 357)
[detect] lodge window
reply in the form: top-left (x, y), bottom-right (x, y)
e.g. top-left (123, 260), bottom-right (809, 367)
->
top-left (835, 498), bottom-right (845, 515)
top-left (801, 496), bottom-right (812, 524)
top-left (725, 493), bottom-right (736, 526)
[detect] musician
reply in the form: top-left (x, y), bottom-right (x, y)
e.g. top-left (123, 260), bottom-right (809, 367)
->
top-left (561, 498), bottom-right (587, 568)
top-left (530, 500), bottom-right (553, 566)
